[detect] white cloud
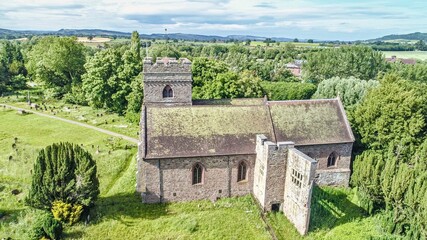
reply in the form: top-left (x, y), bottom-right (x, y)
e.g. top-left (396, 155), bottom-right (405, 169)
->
top-left (0, 0), bottom-right (426, 40)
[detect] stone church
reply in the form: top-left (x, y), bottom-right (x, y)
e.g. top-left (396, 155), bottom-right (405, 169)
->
top-left (137, 57), bottom-right (354, 234)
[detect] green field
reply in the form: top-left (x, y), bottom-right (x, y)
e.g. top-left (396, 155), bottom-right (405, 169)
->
top-left (382, 51), bottom-right (427, 60)
top-left (0, 105), bottom-right (395, 239)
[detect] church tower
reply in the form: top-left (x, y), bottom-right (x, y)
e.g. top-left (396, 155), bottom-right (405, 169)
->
top-left (142, 57), bottom-right (192, 106)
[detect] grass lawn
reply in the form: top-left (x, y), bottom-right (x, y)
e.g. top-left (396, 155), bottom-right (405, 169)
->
top-left (266, 186), bottom-right (397, 239)
top-left (0, 95), bottom-right (139, 138)
top-left (382, 51), bottom-right (427, 60)
top-left (0, 107), bottom-right (271, 239)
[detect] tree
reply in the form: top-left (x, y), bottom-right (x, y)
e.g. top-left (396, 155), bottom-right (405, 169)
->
top-left (0, 40), bottom-right (27, 93)
top-left (26, 37), bottom-right (86, 97)
top-left (352, 74), bottom-right (427, 151)
top-left (191, 57), bottom-right (229, 98)
top-left (26, 142), bottom-right (99, 210)
top-left (351, 74), bottom-right (427, 237)
top-left (415, 40), bottom-right (427, 51)
top-left (307, 39), bottom-right (314, 43)
top-left (389, 62), bottom-right (427, 83)
top-left (82, 48), bottom-right (124, 110)
top-left (312, 76), bottom-right (379, 108)
top-left (293, 38), bottom-right (299, 43)
top-left (303, 45), bottom-right (388, 83)
top-left (191, 58), bottom-right (263, 99)
top-left (82, 31), bottom-right (142, 114)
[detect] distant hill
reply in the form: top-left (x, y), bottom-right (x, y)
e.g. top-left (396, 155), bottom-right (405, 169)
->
top-left (0, 28), bottom-right (313, 42)
top-left (370, 32), bottom-right (427, 42)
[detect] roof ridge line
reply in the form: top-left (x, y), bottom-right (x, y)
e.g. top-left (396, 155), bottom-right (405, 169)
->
top-left (265, 102), bottom-right (277, 142)
top-left (336, 97), bottom-right (356, 142)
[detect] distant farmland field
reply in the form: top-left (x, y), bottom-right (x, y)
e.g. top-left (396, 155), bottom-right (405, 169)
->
top-left (382, 51), bottom-right (427, 60)
top-left (77, 37), bottom-right (111, 47)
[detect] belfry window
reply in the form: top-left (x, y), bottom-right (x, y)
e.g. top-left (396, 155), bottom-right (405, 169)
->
top-left (327, 152), bottom-right (338, 167)
top-left (192, 163), bottom-right (203, 185)
top-left (162, 85), bottom-right (173, 98)
top-left (237, 161), bottom-right (247, 182)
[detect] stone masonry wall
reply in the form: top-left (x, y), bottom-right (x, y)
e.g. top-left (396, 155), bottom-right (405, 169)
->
top-left (253, 135), bottom-right (293, 211)
top-left (296, 143), bottom-right (352, 186)
top-left (253, 135), bottom-right (268, 208)
top-left (139, 155), bottom-right (255, 203)
top-left (143, 57), bottom-right (192, 106)
top-left (143, 81), bottom-right (192, 105)
top-left (283, 148), bottom-right (317, 235)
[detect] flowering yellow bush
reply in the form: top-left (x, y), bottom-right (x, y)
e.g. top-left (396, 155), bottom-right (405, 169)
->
top-left (51, 200), bottom-right (83, 225)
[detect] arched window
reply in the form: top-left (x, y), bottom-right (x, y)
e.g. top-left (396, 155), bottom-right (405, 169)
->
top-left (327, 152), bottom-right (338, 167)
top-left (237, 161), bottom-right (247, 182)
top-left (162, 85), bottom-right (173, 98)
top-left (192, 163), bottom-right (203, 185)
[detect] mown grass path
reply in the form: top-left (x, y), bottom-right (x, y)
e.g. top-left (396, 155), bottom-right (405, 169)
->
top-left (0, 103), bottom-right (138, 144)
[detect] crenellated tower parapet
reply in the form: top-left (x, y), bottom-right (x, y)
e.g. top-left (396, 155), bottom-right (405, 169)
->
top-left (143, 57), bottom-right (193, 106)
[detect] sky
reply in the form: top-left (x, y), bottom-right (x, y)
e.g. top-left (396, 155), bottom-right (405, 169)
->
top-left (1, 0), bottom-right (426, 41)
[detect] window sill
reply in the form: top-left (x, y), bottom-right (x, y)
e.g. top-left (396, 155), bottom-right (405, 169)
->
top-left (237, 180), bottom-right (248, 184)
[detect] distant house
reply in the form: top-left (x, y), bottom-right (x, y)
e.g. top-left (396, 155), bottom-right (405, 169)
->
top-left (385, 55), bottom-right (417, 65)
top-left (285, 60), bottom-right (305, 77)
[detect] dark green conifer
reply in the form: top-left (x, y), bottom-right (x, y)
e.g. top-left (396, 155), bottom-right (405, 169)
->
top-left (26, 142), bottom-right (99, 210)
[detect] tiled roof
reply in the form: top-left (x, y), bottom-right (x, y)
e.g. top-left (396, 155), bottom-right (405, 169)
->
top-left (142, 98), bottom-right (354, 159)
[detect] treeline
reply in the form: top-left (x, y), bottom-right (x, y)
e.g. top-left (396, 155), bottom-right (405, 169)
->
top-left (366, 40), bottom-right (427, 51)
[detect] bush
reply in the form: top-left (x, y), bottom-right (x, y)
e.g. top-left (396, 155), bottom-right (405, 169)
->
top-left (51, 200), bottom-right (83, 225)
top-left (26, 142), bottom-right (99, 210)
top-left (29, 212), bottom-right (62, 240)
top-left (261, 81), bottom-right (317, 100)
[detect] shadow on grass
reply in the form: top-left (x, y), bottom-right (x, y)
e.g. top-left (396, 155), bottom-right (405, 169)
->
top-left (63, 230), bottom-right (84, 239)
top-left (0, 208), bottom-right (26, 224)
top-left (90, 192), bottom-right (168, 226)
top-left (309, 186), bottom-right (367, 232)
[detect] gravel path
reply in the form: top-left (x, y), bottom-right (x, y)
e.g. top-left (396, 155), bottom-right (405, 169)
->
top-left (0, 103), bottom-right (138, 144)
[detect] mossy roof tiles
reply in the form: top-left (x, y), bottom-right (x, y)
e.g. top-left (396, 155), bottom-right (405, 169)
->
top-left (143, 98), bottom-right (354, 159)
top-left (145, 105), bottom-right (275, 158)
top-left (268, 99), bottom-right (354, 145)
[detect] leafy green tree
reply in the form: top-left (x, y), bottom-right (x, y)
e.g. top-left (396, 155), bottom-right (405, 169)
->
top-left (351, 74), bottom-right (427, 237)
top-left (26, 37), bottom-right (86, 97)
top-left (0, 40), bottom-right (27, 93)
top-left (124, 31), bottom-right (143, 116)
top-left (389, 62), bottom-right (427, 83)
top-left (237, 70), bottom-right (263, 98)
top-left (415, 40), bottom-right (427, 51)
top-left (82, 31), bottom-right (142, 115)
top-left (26, 142), bottom-right (99, 210)
top-left (312, 76), bottom-right (379, 108)
top-left (192, 57), bottom-right (228, 98)
top-left (82, 48), bottom-right (124, 110)
top-left (303, 46), bottom-right (387, 83)
top-left (352, 74), bottom-right (427, 151)
top-left (192, 58), bottom-right (263, 99)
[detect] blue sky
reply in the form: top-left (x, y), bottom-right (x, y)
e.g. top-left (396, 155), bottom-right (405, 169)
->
top-left (1, 0), bottom-right (426, 40)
